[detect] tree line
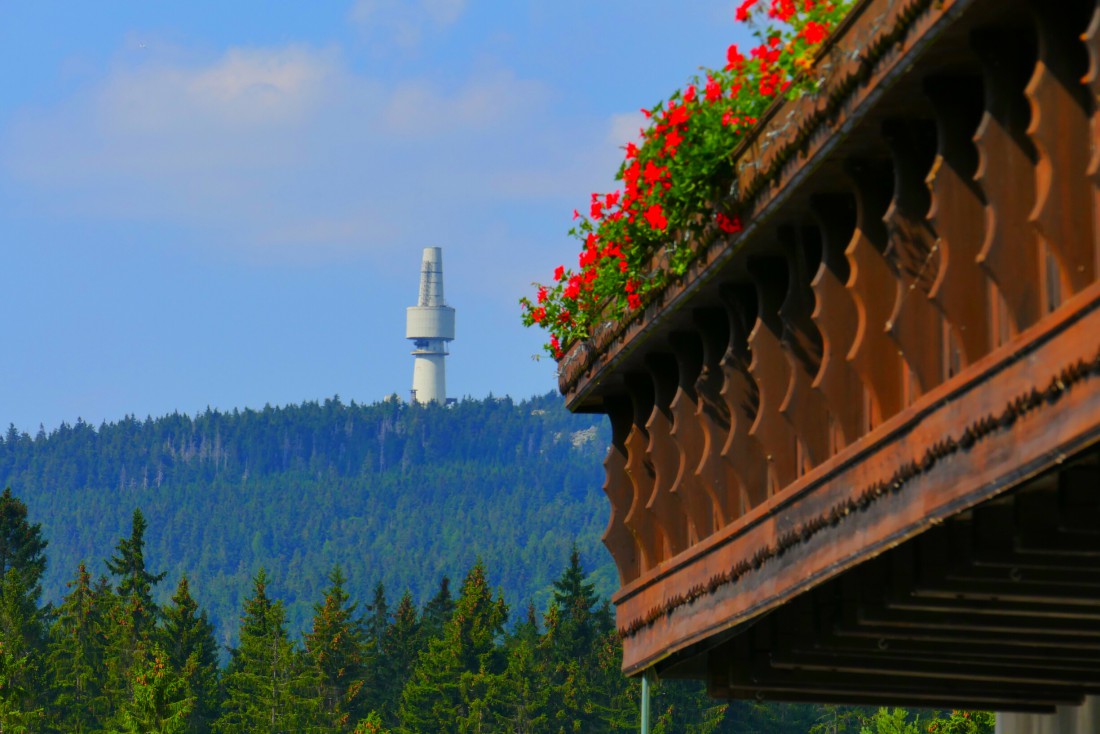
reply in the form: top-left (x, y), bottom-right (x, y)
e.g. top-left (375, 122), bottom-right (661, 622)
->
top-left (0, 393), bottom-right (616, 641)
top-left (0, 487), bottom-right (995, 733)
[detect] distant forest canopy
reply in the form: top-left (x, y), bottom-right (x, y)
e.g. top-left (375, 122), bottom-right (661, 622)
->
top-left (0, 392), bottom-right (613, 644)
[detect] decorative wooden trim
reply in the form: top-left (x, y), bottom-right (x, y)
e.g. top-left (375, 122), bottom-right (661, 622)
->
top-left (613, 281), bottom-right (1100, 674)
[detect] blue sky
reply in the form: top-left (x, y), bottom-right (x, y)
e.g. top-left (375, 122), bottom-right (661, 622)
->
top-left (1, 0), bottom-right (750, 433)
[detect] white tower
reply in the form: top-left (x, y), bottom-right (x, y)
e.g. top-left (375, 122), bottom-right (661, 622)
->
top-left (406, 247), bottom-right (455, 404)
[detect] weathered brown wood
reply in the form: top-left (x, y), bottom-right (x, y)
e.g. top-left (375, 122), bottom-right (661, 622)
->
top-left (645, 354), bottom-right (693, 552)
top-left (810, 194), bottom-right (866, 447)
top-left (614, 280), bottom-right (1100, 674)
top-left (777, 227), bottom-right (832, 470)
top-left (973, 26), bottom-right (1044, 336)
top-left (692, 308), bottom-right (738, 527)
top-left (747, 258), bottom-right (801, 491)
top-left (603, 396), bottom-right (642, 584)
top-left (622, 373), bottom-right (663, 572)
top-left (1086, 4), bottom-right (1100, 274)
top-left (882, 119), bottom-right (949, 398)
top-left (925, 75), bottom-right (992, 367)
top-left (669, 331), bottom-right (720, 539)
top-left (1026, 0), bottom-right (1096, 298)
top-left (844, 160), bottom-right (906, 425)
top-left (718, 286), bottom-right (770, 513)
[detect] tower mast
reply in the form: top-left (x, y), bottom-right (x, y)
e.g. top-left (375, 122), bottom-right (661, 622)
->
top-left (406, 247), bottom-right (455, 404)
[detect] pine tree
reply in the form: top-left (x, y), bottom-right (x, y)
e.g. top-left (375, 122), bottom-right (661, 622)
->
top-left (419, 575), bottom-right (454, 642)
top-left (304, 566), bottom-right (368, 731)
top-left (0, 570), bottom-right (46, 730)
top-left (110, 643), bottom-right (195, 734)
top-left (160, 576), bottom-right (221, 733)
top-left (215, 568), bottom-right (317, 733)
top-left (46, 563), bottom-right (112, 732)
top-left (542, 546), bottom-right (620, 732)
top-left (0, 488), bottom-right (47, 601)
top-left (378, 590), bottom-right (420, 726)
top-left (106, 508), bottom-right (167, 636)
top-left (398, 560), bottom-right (507, 733)
top-left (366, 581), bottom-right (389, 649)
top-left (0, 488), bottom-right (49, 727)
top-left (487, 624), bottom-right (550, 733)
top-left (104, 508), bottom-right (167, 714)
top-left (550, 544), bottom-right (608, 663)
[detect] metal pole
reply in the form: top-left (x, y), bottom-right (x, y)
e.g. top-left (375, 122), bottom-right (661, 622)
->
top-left (641, 669), bottom-right (655, 734)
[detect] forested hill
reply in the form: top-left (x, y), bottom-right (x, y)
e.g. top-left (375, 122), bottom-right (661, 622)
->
top-left (0, 392), bottom-right (612, 644)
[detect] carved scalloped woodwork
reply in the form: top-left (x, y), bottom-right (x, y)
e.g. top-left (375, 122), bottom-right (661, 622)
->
top-left (810, 195), bottom-right (866, 448)
top-left (622, 374), bottom-right (664, 572)
top-left (603, 398), bottom-right (641, 584)
top-left (1086, 5), bottom-right (1100, 269)
top-left (669, 332), bottom-right (720, 539)
top-left (776, 227), bottom-right (832, 471)
top-left (844, 161), bottom-right (906, 425)
top-left (693, 308), bottom-right (738, 527)
top-left (747, 258), bottom-right (801, 491)
top-left (882, 119), bottom-right (949, 398)
top-left (925, 76), bottom-right (993, 366)
top-left (718, 286), bottom-right (770, 511)
top-left (1026, 0), bottom-right (1096, 297)
top-left (645, 354), bottom-right (693, 553)
top-left (972, 27), bottom-right (1043, 336)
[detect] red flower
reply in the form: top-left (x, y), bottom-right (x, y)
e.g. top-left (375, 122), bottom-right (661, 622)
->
top-left (683, 84), bottom-right (696, 103)
top-left (664, 128), bottom-right (683, 156)
top-left (716, 212), bottom-right (742, 233)
top-left (531, 307), bottom-right (547, 323)
top-left (590, 200), bottom-right (604, 219)
top-left (705, 75), bottom-right (722, 102)
top-left (627, 293), bottom-right (642, 310)
top-left (553, 265), bottom-right (565, 281)
top-left (725, 44), bottom-right (746, 72)
top-left (735, 0), bottom-right (759, 21)
top-left (801, 20), bottom-right (828, 44)
top-left (644, 204), bottom-right (668, 231)
top-left (537, 286), bottom-right (548, 303)
top-left (564, 276), bottom-right (581, 300)
top-left (572, 209), bottom-right (580, 220)
top-left (550, 335), bottom-right (562, 358)
top-left (642, 161), bottom-right (667, 186)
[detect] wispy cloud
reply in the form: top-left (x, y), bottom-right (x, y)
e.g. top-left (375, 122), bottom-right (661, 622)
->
top-left (0, 43), bottom-right (575, 266)
top-left (349, 0), bottom-right (468, 49)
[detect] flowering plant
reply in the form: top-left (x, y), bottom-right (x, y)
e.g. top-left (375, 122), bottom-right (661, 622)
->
top-left (521, 0), bottom-right (854, 358)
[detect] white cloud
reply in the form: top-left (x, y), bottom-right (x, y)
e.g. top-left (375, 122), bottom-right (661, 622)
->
top-left (381, 70), bottom-right (548, 137)
top-left (0, 43), bottom-right (569, 266)
top-left (349, 0), bottom-right (468, 48)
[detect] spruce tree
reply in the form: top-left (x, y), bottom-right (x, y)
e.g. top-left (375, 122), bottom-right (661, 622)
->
top-left (216, 568), bottom-right (317, 733)
top-left (0, 488), bottom-right (47, 601)
top-left (0, 488), bottom-right (49, 727)
top-left (304, 566), bottom-right (368, 731)
top-left (398, 560), bottom-right (507, 733)
top-left (46, 563), bottom-right (112, 732)
top-left (378, 590), bottom-right (420, 726)
top-left (419, 575), bottom-right (454, 642)
top-left (106, 508), bottom-right (166, 636)
top-left (366, 581), bottom-right (389, 649)
top-left (104, 508), bottom-right (166, 714)
top-left (110, 643), bottom-right (195, 734)
top-left (160, 576), bottom-right (221, 733)
top-left (543, 548), bottom-right (622, 732)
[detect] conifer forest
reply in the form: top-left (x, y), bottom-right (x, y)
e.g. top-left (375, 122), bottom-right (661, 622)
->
top-left (0, 395), bottom-right (992, 732)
